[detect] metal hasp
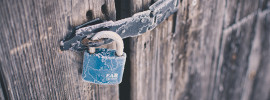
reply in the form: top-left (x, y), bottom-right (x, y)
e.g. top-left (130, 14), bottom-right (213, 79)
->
top-left (60, 0), bottom-right (179, 51)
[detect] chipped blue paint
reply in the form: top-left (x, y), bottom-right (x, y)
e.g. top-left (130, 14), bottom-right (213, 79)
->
top-left (82, 48), bottom-right (126, 85)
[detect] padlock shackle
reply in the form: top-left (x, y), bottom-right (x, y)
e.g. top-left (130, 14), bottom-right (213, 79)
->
top-left (91, 31), bottom-right (124, 56)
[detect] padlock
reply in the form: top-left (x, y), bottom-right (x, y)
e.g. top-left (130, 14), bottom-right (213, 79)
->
top-left (82, 31), bottom-right (126, 85)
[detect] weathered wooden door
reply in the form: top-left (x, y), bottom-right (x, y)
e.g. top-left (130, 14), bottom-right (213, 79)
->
top-left (1, 0), bottom-right (270, 100)
top-left (0, 0), bottom-right (118, 99)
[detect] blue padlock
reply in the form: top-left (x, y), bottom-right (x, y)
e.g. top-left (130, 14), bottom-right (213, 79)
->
top-left (82, 31), bottom-right (126, 85)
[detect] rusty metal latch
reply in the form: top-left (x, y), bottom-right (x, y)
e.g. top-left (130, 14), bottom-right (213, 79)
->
top-left (60, 0), bottom-right (179, 51)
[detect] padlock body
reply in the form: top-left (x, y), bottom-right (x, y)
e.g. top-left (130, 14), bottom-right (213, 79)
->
top-left (82, 48), bottom-right (126, 84)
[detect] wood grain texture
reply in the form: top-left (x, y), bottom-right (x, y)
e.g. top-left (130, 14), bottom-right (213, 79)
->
top-left (129, 0), bottom-right (188, 100)
top-left (129, 0), bottom-right (270, 100)
top-left (0, 0), bottom-right (118, 99)
top-left (177, 0), bottom-right (270, 100)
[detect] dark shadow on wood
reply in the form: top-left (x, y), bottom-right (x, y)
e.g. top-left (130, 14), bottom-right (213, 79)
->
top-left (0, 63), bottom-right (8, 100)
top-left (119, 38), bottom-right (131, 100)
top-left (115, 0), bottom-right (131, 20)
top-left (115, 0), bottom-right (132, 99)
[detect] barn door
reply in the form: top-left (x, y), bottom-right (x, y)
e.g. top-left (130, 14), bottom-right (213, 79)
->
top-left (1, 0), bottom-right (270, 100)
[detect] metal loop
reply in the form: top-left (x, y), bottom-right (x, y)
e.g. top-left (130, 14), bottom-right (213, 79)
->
top-left (90, 31), bottom-right (124, 56)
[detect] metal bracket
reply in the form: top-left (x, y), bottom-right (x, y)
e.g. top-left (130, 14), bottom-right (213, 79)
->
top-left (60, 0), bottom-right (179, 51)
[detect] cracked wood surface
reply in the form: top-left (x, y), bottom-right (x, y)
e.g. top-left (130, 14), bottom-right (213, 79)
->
top-left (0, 0), bottom-right (118, 99)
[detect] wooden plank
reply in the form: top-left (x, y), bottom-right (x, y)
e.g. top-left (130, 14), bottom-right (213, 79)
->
top-left (246, 10), bottom-right (270, 100)
top-left (130, 20), bottom-right (175, 100)
top-left (129, 0), bottom-right (270, 100)
top-left (176, 0), bottom-right (226, 100)
top-left (129, 0), bottom-right (187, 100)
top-left (0, 0), bottom-right (118, 99)
top-left (212, 1), bottom-right (269, 100)
top-left (177, 0), bottom-right (270, 100)
top-left (214, 12), bottom-right (257, 100)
